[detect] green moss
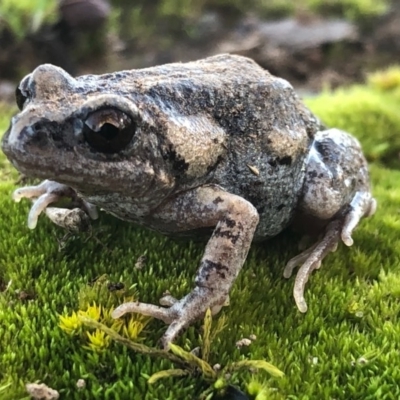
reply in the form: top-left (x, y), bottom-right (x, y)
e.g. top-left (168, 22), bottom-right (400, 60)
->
top-left (367, 66), bottom-right (400, 92)
top-left (305, 86), bottom-right (400, 168)
top-left (305, 0), bottom-right (389, 21)
top-left (0, 104), bottom-right (18, 182)
top-left (0, 0), bottom-right (57, 40)
top-left (1, 77), bottom-right (400, 399)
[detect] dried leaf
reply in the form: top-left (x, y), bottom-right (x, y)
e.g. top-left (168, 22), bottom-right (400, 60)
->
top-left (148, 369), bottom-right (189, 384)
top-left (202, 308), bottom-right (212, 362)
top-left (169, 343), bottom-right (217, 379)
top-left (210, 314), bottom-right (228, 342)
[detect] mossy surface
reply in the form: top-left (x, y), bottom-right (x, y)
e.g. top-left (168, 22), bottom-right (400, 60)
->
top-left (305, 85), bottom-right (400, 169)
top-left (1, 76), bottom-right (400, 399)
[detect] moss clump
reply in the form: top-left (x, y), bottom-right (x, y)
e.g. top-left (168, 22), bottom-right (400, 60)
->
top-left (0, 104), bottom-right (18, 182)
top-left (305, 85), bottom-right (400, 168)
top-left (1, 70), bottom-right (400, 399)
top-left (367, 66), bottom-right (400, 93)
top-left (58, 278), bottom-right (150, 352)
top-left (79, 309), bottom-right (283, 399)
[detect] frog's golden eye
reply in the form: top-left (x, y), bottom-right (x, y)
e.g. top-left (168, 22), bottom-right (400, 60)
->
top-left (16, 87), bottom-right (29, 111)
top-left (83, 108), bottom-right (136, 154)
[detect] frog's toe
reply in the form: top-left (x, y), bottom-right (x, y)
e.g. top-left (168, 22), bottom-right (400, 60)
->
top-left (27, 192), bottom-right (65, 229)
top-left (13, 180), bottom-right (72, 202)
top-left (111, 300), bottom-right (191, 349)
top-left (12, 179), bottom-right (98, 229)
top-left (112, 286), bottom-right (226, 349)
top-left (284, 220), bottom-right (342, 313)
top-left (341, 194), bottom-right (377, 246)
top-left (160, 319), bottom-right (191, 349)
top-left (112, 301), bottom-right (176, 324)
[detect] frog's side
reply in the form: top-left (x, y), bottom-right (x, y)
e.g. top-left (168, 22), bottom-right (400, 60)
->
top-left (1, 54), bottom-right (376, 348)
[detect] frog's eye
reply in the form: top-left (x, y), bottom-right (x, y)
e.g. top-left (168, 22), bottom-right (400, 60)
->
top-left (16, 87), bottom-right (29, 111)
top-left (83, 108), bottom-right (136, 154)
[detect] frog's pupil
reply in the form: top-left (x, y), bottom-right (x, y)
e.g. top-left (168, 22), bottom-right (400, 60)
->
top-left (83, 110), bottom-right (136, 154)
top-left (99, 123), bottom-right (119, 140)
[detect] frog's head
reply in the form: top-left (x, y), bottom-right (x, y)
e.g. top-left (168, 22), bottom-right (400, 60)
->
top-left (1, 64), bottom-right (177, 198)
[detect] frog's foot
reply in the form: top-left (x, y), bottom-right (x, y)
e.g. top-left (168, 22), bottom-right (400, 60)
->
top-left (112, 287), bottom-right (227, 349)
top-left (284, 192), bottom-right (377, 313)
top-left (283, 220), bottom-right (341, 312)
top-left (289, 128), bottom-right (378, 313)
top-left (13, 179), bottom-right (98, 229)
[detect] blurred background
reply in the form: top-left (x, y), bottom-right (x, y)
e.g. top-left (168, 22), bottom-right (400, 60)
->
top-left (0, 0), bottom-right (399, 101)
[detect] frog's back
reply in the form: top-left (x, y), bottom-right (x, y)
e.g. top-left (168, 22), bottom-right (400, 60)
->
top-left (79, 55), bottom-right (320, 238)
top-left (121, 54), bottom-right (319, 239)
top-left (199, 56), bottom-right (320, 238)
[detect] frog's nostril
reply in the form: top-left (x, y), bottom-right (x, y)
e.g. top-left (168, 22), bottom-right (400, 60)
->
top-left (32, 122), bottom-right (43, 132)
top-left (20, 124), bottom-right (49, 149)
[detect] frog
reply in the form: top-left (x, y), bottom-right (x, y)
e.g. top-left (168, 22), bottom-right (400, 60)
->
top-left (1, 54), bottom-right (376, 348)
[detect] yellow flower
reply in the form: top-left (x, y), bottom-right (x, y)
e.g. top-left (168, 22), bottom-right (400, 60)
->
top-left (79, 303), bottom-right (102, 321)
top-left (59, 311), bottom-right (82, 335)
top-left (86, 329), bottom-right (110, 352)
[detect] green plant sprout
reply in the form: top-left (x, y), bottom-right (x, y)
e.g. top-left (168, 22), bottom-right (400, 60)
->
top-left (80, 309), bottom-right (284, 399)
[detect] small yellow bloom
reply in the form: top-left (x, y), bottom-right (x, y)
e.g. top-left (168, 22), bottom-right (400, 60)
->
top-left (86, 329), bottom-right (110, 352)
top-left (79, 303), bottom-right (101, 321)
top-left (59, 311), bottom-right (82, 335)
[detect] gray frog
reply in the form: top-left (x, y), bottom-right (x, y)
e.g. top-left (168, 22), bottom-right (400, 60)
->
top-left (2, 54), bottom-right (376, 348)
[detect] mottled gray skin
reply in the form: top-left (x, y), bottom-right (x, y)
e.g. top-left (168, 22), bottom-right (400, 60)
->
top-left (2, 54), bottom-right (376, 347)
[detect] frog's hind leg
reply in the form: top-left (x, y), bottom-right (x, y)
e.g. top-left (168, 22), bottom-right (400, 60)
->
top-left (112, 185), bottom-right (259, 349)
top-left (284, 128), bottom-right (376, 312)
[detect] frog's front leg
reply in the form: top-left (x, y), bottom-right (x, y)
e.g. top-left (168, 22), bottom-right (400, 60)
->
top-left (284, 128), bottom-right (377, 312)
top-left (112, 185), bottom-right (259, 348)
top-left (13, 179), bottom-right (98, 229)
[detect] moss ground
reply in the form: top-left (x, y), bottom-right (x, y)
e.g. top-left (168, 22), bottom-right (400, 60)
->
top-left (0, 74), bottom-right (400, 399)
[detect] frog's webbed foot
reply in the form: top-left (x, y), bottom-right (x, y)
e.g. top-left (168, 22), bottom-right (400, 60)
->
top-left (112, 185), bottom-right (259, 349)
top-left (284, 191), bottom-right (377, 313)
top-left (13, 179), bottom-right (98, 229)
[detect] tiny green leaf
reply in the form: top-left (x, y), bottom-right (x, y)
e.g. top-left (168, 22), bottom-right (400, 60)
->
top-left (0, 382), bottom-right (12, 393)
top-left (226, 360), bottom-right (284, 378)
